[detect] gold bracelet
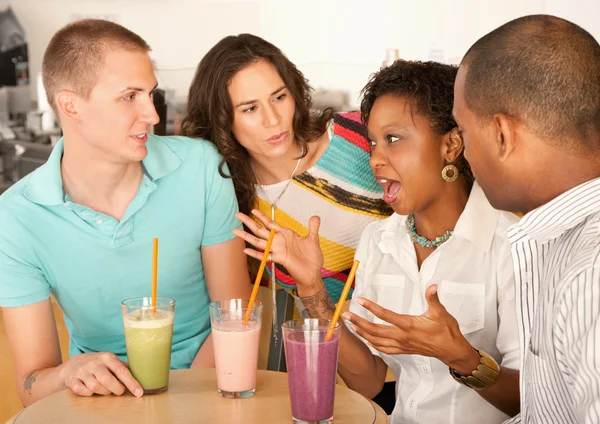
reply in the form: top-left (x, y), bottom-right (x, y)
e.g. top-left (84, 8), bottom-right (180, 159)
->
top-left (449, 348), bottom-right (500, 390)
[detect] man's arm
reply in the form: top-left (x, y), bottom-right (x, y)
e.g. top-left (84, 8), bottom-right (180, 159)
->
top-left (3, 300), bottom-right (143, 405)
top-left (3, 299), bottom-right (63, 405)
top-left (557, 267), bottom-right (600, 422)
top-left (192, 237), bottom-right (251, 368)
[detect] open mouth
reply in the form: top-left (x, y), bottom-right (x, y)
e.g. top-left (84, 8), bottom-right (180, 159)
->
top-left (130, 133), bottom-right (148, 144)
top-left (376, 177), bottom-right (402, 204)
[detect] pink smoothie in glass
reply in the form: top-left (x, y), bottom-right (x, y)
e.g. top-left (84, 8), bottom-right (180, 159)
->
top-left (284, 332), bottom-right (340, 421)
top-left (212, 320), bottom-right (261, 393)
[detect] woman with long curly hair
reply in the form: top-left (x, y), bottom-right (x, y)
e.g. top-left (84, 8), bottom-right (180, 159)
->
top-left (182, 34), bottom-right (392, 312)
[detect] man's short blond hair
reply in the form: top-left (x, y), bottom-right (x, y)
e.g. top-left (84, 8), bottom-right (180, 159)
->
top-left (42, 19), bottom-right (151, 114)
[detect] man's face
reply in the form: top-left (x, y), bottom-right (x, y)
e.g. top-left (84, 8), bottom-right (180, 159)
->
top-left (453, 65), bottom-right (517, 211)
top-left (76, 48), bottom-right (159, 164)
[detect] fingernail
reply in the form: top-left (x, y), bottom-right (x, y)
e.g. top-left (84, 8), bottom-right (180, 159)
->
top-left (356, 298), bottom-right (365, 306)
top-left (342, 312), bottom-right (351, 321)
top-left (351, 324), bottom-right (358, 332)
top-left (134, 388), bottom-right (143, 397)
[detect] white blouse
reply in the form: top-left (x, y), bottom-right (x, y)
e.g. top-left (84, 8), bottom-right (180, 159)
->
top-left (348, 182), bottom-right (520, 424)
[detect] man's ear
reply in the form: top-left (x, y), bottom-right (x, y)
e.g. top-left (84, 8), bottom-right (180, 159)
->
top-left (493, 113), bottom-right (518, 161)
top-left (442, 127), bottom-right (464, 163)
top-left (55, 90), bottom-right (80, 123)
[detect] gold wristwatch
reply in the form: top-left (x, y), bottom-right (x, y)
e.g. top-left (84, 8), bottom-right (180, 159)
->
top-left (449, 348), bottom-right (500, 390)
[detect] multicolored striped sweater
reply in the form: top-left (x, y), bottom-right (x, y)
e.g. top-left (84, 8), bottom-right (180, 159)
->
top-left (255, 112), bottom-right (393, 303)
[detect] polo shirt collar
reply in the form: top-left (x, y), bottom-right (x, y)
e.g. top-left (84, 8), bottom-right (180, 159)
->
top-left (24, 135), bottom-right (181, 206)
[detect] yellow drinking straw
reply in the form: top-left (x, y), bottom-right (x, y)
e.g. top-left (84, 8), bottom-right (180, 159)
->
top-left (151, 238), bottom-right (158, 315)
top-left (244, 228), bottom-right (277, 324)
top-left (325, 260), bottom-right (360, 341)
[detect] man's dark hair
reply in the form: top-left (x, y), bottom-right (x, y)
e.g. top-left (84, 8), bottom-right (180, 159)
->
top-left (462, 14), bottom-right (600, 154)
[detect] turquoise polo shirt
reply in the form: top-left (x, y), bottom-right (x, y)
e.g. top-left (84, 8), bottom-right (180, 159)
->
top-left (0, 135), bottom-right (241, 369)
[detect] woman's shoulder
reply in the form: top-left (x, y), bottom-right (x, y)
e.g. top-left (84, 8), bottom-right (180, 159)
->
top-left (305, 112), bottom-right (384, 197)
top-left (330, 111), bottom-right (371, 156)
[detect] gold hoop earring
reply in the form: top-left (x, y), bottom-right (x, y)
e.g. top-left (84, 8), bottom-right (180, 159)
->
top-left (442, 164), bottom-right (459, 182)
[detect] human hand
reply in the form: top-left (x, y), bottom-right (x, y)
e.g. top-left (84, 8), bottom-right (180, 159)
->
top-left (60, 352), bottom-right (143, 397)
top-left (343, 284), bottom-right (479, 374)
top-left (233, 209), bottom-right (324, 289)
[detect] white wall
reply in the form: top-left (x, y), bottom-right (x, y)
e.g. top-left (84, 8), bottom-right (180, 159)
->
top-left (545, 0), bottom-right (600, 41)
top-left (260, 0), bottom-right (548, 105)
top-left (2, 0), bottom-right (598, 108)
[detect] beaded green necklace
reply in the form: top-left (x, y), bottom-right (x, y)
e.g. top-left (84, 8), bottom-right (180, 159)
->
top-left (406, 214), bottom-right (453, 249)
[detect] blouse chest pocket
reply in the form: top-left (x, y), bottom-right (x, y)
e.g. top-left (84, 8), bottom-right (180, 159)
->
top-left (437, 280), bottom-right (485, 335)
top-left (366, 274), bottom-right (407, 325)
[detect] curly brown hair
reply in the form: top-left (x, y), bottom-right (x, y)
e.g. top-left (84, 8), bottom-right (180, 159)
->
top-left (181, 34), bottom-right (333, 215)
top-left (360, 60), bottom-right (474, 186)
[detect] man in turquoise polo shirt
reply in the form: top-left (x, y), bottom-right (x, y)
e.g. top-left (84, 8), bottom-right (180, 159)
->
top-left (0, 20), bottom-right (250, 405)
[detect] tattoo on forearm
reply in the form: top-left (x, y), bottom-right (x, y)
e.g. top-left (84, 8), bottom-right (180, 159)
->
top-left (301, 286), bottom-right (336, 318)
top-left (24, 371), bottom-right (37, 394)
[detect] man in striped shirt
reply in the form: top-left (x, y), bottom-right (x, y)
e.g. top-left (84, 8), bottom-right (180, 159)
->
top-left (453, 15), bottom-right (600, 424)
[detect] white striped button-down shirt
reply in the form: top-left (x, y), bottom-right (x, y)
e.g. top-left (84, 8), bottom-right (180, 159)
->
top-left (505, 177), bottom-right (600, 424)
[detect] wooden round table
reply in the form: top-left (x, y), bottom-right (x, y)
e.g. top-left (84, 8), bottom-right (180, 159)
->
top-left (10, 369), bottom-right (388, 423)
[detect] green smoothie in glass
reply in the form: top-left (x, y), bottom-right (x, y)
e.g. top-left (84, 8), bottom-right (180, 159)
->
top-left (122, 297), bottom-right (175, 394)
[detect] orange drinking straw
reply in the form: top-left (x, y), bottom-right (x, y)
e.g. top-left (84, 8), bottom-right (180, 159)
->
top-left (244, 228), bottom-right (276, 324)
top-left (325, 260), bottom-right (360, 341)
top-left (151, 238), bottom-right (158, 314)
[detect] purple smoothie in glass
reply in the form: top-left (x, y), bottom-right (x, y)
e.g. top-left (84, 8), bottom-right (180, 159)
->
top-left (283, 321), bottom-right (341, 422)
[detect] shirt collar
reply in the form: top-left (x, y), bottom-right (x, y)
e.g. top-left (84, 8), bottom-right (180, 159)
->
top-left (513, 177), bottom-right (600, 244)
top-left (377, 182), bottom-right (500, 252)
top-left (142, 134), bottom-right (182, 181)
top-left (24, 138), bottom-right (66, 206)
top-left (24, 134), bottom-right (181, 206)
top-left (452, 182), bottom-right (499, 252)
